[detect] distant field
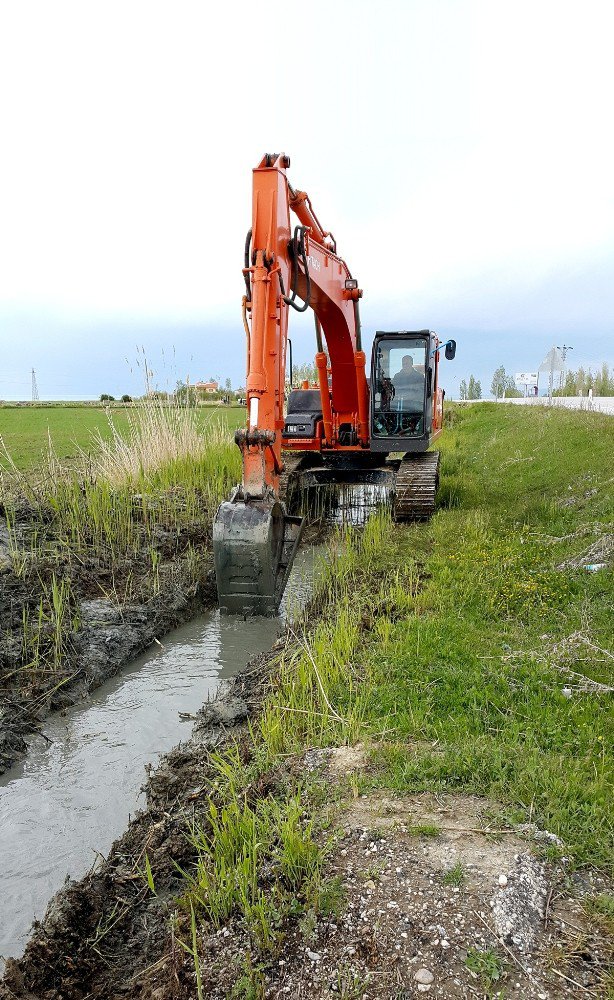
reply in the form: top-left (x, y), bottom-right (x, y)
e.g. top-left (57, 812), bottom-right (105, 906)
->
top-left (0, 405), bottom-right (246, 469)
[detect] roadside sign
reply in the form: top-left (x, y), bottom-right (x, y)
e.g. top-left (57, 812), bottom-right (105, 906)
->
top-left (539, 348), bottom-right (564, 373)
top-left (515, 372), bottom-right (538, 385)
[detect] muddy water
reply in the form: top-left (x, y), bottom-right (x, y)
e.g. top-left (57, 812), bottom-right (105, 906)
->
top-left (0, 549), bottom-right (318, 965)
top-left (329, 484), bottom-right (391, 526)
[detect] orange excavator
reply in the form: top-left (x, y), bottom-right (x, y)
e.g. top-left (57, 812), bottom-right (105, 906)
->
top-left (213, 153), bottom-right (456, 614)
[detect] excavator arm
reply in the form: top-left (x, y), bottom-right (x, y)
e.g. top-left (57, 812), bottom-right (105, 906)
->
top-left (214, 152), bottom-right (368, 614)
top-left (240, 152), bottom-right (368, 495)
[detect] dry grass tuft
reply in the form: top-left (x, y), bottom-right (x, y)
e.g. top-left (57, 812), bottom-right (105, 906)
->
top-left (86, 399), bottom-right (227, 486)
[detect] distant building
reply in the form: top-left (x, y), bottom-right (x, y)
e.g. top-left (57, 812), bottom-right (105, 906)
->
top-left (195, 380), bottom-right (218, 394)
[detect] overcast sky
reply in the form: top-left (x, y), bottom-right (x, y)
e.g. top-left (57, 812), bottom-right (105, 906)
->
top-left (1, 0), bottom-right (612, 400)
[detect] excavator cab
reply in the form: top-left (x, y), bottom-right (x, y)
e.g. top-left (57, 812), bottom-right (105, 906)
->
top-left (369, 331), bottom-right (454, 453)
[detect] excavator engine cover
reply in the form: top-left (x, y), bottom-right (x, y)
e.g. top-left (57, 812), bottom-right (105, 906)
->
top-left (213, 494), bottom-right (303, 616)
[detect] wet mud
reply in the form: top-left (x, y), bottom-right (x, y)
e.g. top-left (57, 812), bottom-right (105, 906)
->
top-left (0, 478), bottom-right (383, 775)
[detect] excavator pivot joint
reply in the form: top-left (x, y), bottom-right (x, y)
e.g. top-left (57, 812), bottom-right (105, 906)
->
top-left (235, 428), bottom-right (276, 448)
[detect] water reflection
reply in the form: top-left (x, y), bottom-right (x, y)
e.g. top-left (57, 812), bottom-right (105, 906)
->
top-left (0, 549), bottom-right (316, 963)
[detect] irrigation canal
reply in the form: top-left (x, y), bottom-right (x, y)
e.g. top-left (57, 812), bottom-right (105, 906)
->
top-left (0, 547), bottom-right (319, 966)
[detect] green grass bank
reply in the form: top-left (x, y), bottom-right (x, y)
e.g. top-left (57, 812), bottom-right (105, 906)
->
top-left (167, 402), bottom-right (613, 995)
top-left (271, 402), bottom-right (613, 865)
top-left (322, 402), bottom-right (613, 865)
top-left (0, 404), bottom-right (245, 469)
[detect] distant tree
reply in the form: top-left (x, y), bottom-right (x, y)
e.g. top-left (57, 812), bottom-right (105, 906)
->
top-left (504, 377), bottom-right (522, 397)
top-left (291, 361), bottom-right (319, 386)
top-left (556, 363), bottom-right (613, 397)
top-left (100, 393), bottom-right (115, 401)
top-left (491, 366), bottom-right (507, 399)
top-left (467, 375), bottom-right (482, 400)
top-left (121, 394), bottom-right (132, 403)
top-left (459, 378), bottom-right (468, 400)
top-left (224, 377), bottom-right (232, 392)
top-left (175, 379), bottom-right (197, 403)
top-left (564, 370), bottom-right (577, 395)
top-left (593, 362), bottom-right (613, 396)
top-left (576, 367), bottom-right (590, 395)
top-left (491, 366), bottom-right (522, 398)
top-left (555, 370), bottom-right (577, 396)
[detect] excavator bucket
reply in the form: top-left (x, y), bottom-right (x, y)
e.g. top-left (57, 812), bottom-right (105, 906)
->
top-left (213, 494), bottom-right (303, 615)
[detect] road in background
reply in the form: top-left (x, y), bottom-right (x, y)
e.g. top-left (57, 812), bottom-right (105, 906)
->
top-left (456, 397), bottom-right (614, 415)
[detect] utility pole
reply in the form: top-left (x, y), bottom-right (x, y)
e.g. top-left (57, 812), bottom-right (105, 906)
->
top-left (556, 344), bottom-right (573, 391)
top-left (31, 368), bottom-right (39, 402)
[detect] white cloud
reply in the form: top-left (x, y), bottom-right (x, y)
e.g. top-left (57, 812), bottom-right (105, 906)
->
top-left (0, 0), bottom-right (612, 352)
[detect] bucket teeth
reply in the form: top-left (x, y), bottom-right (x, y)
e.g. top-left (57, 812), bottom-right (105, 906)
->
top-left (213, 497), bottom-right (303, 616)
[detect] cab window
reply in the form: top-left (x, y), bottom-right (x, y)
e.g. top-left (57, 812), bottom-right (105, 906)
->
top-left (372, 338), bottom-right (427, 437)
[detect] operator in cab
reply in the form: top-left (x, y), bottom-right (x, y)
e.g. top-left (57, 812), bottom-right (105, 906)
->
top-left (393, 354), bottom-right (424, 402)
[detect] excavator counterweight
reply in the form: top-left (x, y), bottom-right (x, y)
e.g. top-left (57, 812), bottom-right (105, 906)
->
top-left (213, 153), bottom-right (456, 615)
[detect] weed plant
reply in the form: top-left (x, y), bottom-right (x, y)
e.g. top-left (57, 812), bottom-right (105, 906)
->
top-left (181, 785), bottom-right (327, 955)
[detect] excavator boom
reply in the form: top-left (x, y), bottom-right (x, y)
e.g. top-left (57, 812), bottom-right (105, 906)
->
top-left (214, 153), bottom-right (367, 614)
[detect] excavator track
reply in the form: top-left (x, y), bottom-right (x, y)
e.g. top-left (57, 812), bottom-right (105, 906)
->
top-left (393, 451), bottom-right (440, 521)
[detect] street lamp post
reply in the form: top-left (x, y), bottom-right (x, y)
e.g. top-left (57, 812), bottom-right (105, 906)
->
top-left (556, 345), bottom-right (573, 392)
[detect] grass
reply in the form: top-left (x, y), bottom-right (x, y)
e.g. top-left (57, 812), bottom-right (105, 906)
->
top-left (442, 860), bottom-right (466, 887)
top-left (0, 403), bottom-right (245, 469)
top-left (0, 405), bottom-right (132, 469)
top-left (465, 946), bottom-right (506, 992)
top-left (585, 892), bottom-right (614, 933)
top-left (180, 779), bottom-right (329, 954)
top-left (172, 402), bottom-right (613, 993)
top-left (251, 403), bottom-right (613, 867)
top-left (354, 404), bottom-right (614, 867)
top-left (2, 401), bottom-right (243, 567)
top-left (20, 572), bottom-right (79, 673)
top-left (408, 823), bottom-right (441, 838)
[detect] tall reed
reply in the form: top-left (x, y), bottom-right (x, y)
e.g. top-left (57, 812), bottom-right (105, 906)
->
top-left (2, 397), bottom-right (241, 682)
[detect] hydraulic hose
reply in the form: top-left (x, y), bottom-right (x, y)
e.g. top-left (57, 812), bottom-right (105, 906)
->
top-left (282, 226), bottom-right (311, 313)
top-left (243, 228), bottom-right (252, 300)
